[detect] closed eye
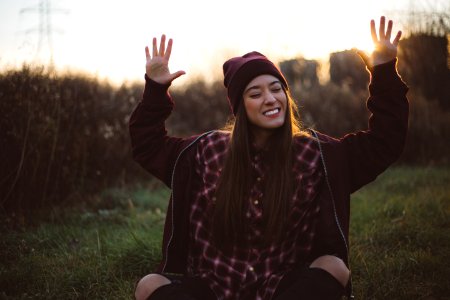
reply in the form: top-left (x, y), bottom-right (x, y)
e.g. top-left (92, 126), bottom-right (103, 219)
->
top-left (271, 87), bottom-right (282, 93)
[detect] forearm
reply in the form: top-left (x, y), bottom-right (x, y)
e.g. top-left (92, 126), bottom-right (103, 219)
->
top-left (367, 59), bottom-right (409, 157)
top-left (129, 76), bottom-right (183, 186)
top-left (344, 59), bottom-right (409, 192)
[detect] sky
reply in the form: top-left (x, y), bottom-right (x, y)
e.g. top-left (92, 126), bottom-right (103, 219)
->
top-left (0, 0), bottom-right (442, 86)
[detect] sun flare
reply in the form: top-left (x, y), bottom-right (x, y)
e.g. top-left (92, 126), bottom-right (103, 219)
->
top-left (0, 0), bottom-right (409, 85)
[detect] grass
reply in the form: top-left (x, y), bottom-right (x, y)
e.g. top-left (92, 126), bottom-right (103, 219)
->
top-left (0, 184), bottom-right (170, 299)
top-left (1, 166), bottom-right (449, 299)
top-left (350, 166), bottom-right (450, 299)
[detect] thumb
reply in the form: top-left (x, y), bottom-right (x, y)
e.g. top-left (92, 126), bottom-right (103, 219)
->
top-left (169, 70), bottom-right (186, 82)
top-left (353, 48), bottom-right (372, 69)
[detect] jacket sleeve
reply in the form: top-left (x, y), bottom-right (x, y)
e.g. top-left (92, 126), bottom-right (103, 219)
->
top-left (341, 59), bottom-right (409, 193)
top-left (129, 75), bottom-right (193, 187)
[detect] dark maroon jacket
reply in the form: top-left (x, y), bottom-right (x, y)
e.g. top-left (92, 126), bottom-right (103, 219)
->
top-left (129, 59), bottom-right (409, 298)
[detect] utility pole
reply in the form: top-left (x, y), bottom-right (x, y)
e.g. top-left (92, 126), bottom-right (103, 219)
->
top-left (20, 0), bottom-right (69, 68)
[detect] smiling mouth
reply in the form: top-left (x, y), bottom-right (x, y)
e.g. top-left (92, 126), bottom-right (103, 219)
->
top-left (263, 108), bottom-right (280, 116)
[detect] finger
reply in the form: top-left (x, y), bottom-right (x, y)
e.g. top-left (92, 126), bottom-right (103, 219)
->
top-left (159, 34), bottom-right (166, 56)
top-left (370, 19), bottom-right (378, 43)
top-left (152, 37), bottom-right (157, 57)
top-left (393, 30), bottom-right (402, 46)
top-left (379, 16), bottom-right (386, 40)
top-left (145, 46), bottom-right (151, 61)
top-left (355, 49), bottom-right (370, 67)
top-left (170, 70), bottom-right (186, 82)
top-left (165, 38), bottom-right (173, 60)
top-left (386, 20), bottom-right (393, 41)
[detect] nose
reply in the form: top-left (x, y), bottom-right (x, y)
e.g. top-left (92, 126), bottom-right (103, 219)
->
top-left (263, 91), bottom-right (277, 105)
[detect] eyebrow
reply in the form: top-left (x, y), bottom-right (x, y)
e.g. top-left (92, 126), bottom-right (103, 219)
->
top-left (244, 80), bottom-right (281, 94)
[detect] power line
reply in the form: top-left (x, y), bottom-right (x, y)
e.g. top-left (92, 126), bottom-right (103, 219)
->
top-left (20, 0), bottom-right (69, 67)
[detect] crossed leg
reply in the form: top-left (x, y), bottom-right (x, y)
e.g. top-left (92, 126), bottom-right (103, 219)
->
top-left (135, 273), bottom-right (171, 300)
top-left (309, 255), bottom-right (350, 287)
top-left (135, 255), bottom-right (350, 300)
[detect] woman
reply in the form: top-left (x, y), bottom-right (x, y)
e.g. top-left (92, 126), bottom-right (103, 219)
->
top-left (130, 16), bottom-right (408, 300)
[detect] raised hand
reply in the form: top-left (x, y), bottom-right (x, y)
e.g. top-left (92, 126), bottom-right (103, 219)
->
top-left (145, 34), bottom-right (185, 84)
top-left (356, 16), bottom-right (402, 68)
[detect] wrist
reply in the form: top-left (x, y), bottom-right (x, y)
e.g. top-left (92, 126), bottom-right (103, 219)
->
top-left (369, 59), bottom-right (408, 93)
top-left (142, 74), bottom-right (173, 106)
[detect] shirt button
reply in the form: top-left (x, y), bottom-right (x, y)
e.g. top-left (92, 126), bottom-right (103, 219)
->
top-left (249, 266), bottom-right (254, 272)
top-left (212, 196), bottom-right (217, 202)
top-left (254, 199), bottom-right (259, 205)
top-left (257, 177), bottom-right (261, 182)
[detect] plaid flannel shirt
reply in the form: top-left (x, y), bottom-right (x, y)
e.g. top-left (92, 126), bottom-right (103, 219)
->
top-left (187, 131), bottom-right (323, 300)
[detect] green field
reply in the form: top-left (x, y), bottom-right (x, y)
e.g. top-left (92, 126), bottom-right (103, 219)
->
top-left (1, 166), bottom-right (449, 299)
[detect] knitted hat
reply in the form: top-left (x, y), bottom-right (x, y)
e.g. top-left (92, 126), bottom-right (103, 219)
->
top-left (223, 51), bottom-right (288, 115)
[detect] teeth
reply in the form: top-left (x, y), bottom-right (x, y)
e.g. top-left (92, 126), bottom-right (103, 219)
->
top-left (264, 108), bottom-right (279, 116)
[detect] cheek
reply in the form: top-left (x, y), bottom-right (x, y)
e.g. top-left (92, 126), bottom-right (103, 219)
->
top-left (281, 97), bottom-right (288, 113)
top-left (280, 94), bottom-right (288, 106)
top-left (243, 100), bottom-right (258, 117)
top-left (281, 97), bottom-right (289, 118)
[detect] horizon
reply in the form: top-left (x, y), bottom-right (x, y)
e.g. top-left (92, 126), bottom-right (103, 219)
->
top-left (0, 0), bottom-right (447, 87)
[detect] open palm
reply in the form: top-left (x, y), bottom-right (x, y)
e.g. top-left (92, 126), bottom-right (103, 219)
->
top-left (145, 34), bottom-right (185, 84)
top-left (357, 16), bottom-right (402, 68)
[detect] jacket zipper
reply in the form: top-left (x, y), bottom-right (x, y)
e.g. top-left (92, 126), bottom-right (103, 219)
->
top-left (161, 130), bottom-right (215, 273)
top-left (310, 129), bottom-right (354, 299)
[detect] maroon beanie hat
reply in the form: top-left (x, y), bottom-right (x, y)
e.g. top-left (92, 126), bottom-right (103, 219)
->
top-left (223, 51), bottom-right (288, 115)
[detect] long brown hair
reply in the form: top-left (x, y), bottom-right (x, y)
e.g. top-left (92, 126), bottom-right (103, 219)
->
top-left (212, 88), bottom-right (303, 250)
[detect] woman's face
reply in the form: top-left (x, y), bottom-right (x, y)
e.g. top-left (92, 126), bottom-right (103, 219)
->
top-left (243, 74), bottom-right (287, 133)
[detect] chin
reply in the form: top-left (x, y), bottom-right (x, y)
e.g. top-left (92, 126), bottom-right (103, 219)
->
top-left (266, 119), bottom-right (285, 129)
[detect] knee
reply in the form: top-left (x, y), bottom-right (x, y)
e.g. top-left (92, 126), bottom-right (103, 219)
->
top-left (310, 255), bottom-right (350, 287)
top-left (135, 273), bottom-right (171, 300)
